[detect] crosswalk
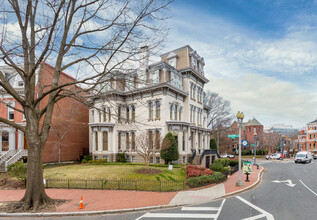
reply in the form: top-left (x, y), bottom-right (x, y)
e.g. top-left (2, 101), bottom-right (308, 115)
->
top-left (136, 199), bottom-right (226, 220)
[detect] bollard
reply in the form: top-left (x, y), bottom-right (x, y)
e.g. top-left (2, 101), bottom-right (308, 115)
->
top-left (257, 164), bottom-right (259, 169)
top-left (245, 172), bottom-right (250, 182)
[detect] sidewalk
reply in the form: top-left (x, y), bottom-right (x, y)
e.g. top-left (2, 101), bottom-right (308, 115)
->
top-left (0, 165), bottom-right (263, 214)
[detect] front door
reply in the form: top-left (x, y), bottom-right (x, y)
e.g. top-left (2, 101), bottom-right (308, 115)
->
top-left (205, 156), bottom-right (210, 168)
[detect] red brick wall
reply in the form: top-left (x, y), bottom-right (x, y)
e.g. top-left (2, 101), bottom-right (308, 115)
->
top-left (36, 63), bottom-right (89, 162)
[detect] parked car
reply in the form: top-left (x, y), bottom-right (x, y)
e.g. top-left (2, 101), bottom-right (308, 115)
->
top-left (265, 154), bottom-right (272, 160)
top-left (266, 153), bottom-right (282, 160)
top-left (295, 151), bottom-right (312, 164)
top-left (227, 154), bottom-right (235, 159)
top-left (220, 154), bottom-right (228, 158)
top-left (313, 153), bottom-right (317, 160)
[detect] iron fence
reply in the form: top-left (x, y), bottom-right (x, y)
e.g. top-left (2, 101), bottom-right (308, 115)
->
top-left (44, 178), bottom-right (186, 192)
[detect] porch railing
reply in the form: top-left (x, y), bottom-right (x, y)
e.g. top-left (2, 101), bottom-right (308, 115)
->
top-left (5, 149), bottom-right (28, 172)
top-left (0, 150), bottom-right (17, 165)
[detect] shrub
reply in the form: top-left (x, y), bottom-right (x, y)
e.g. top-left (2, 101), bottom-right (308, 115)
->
top-left (186, 172), bottom-right (227, 188)
top-left (7, 161), bottom-right (27, 181)
top-left (229, 160), bottom-right (239, 167)
top-left (116, 153), bottom-right (127, 163)
top-left (81, 155), bottom-right (92, 163)
top-left (210, 138), bottom-right (217, 150)
top-left (242, 150), bottom-right (251, 155)
top-left (214, 158), bottom-right (231, 167)
top-left (88, 159), bottom-right (107, 164)
top-left (210, 162), bottom-right (224, 172)
top-left (160, 132), bottom-right (179, 164)
top-left (186, 165), bottom-right (214, 178)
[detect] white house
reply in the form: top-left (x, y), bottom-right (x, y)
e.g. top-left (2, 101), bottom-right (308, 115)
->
top-left (88, 45), bottom-right (216, 166)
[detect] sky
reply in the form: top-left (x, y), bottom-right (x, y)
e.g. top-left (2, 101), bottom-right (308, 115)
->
top-left (161, 0), bottom-right (317, 129)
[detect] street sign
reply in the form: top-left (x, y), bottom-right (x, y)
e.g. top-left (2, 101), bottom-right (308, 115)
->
top-left (243, 161), bottom-right (252, 174)
top-left (241, 140), bottom-right (248, 147)
top-left (228, 134), bottom-right (239, 139)
top-left (251, 144), bottom-right (255, 146)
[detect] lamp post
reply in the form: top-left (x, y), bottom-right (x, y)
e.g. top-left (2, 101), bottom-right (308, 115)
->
top-left (254, 132), bottom-right (257, 165)
top-left (281, 135), bottom-right (286, 159)
top-left (236, 111), bottom-right (244, 187)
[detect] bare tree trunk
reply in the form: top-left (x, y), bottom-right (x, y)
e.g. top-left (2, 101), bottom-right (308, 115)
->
top-left (20, 132), bottom-right (53, 210)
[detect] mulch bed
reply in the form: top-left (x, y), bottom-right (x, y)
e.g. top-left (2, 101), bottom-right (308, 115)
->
top-left (134, 168), bottom-right (162, 175)
top-left (0, 177), bottom-right (25, 190)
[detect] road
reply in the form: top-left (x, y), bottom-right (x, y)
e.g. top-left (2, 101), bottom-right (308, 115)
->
top-left (2, 159), bottom-right (317, 220)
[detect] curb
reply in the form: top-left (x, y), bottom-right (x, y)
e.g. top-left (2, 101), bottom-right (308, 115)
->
top-left (0, 204), bottom-right (183, 217)
top-left (0, 167), bottom-right (264, 217)
top-left (223, 166), bottom-right (264, 197)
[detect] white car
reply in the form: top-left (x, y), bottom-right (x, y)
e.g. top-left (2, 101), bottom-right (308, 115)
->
top-left (220, 154), bottom-right (228, 158)
top-left (265, 153), bottom-right (282, 160)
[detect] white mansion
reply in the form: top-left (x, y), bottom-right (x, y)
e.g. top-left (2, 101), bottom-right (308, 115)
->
top-left (88, 45), bottom-right (216, 166)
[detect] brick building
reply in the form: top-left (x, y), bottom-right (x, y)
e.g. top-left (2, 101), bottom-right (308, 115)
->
top-left (296, 120), bottom-right (317, 153)
top-left (0, 63), bottom-right (89, 168)
top-left (221, 117), bottom-right (264, 153)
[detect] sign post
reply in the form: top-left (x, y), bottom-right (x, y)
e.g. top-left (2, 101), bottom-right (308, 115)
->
top-left (243, 161), bottom-right (252, 182)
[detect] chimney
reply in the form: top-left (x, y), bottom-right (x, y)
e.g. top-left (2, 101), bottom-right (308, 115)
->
top-left (137, 45), bottom-right (149, 87)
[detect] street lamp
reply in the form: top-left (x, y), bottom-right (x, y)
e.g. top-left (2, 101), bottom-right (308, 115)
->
top-left (254, 132), bottom-right (257, 165)
top-left (281, 135), bottom-right (286, 159)
top-left (236, 111), bottom-right (244, 187)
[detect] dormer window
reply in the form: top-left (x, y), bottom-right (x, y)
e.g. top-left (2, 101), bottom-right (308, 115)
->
top-left (191, 57), bottom-right (196, 69)
top-left (18, 81), bottom-right (24, 86)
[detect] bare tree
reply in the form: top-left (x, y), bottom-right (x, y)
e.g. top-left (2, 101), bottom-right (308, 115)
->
top-left (136, 133), bottom-right (156, 169)
top-left (0, 0), bottom-right (171, 210)
top-left (263, 133), bottom-right (280, 153)
top-left (204, 91), bottom-right (233, 131)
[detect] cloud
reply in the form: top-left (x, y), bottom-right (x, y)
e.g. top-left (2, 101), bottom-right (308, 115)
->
top-left (163, 4), bottom-right (317, 128)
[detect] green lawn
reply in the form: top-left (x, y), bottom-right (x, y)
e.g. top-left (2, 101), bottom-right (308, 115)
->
top-left (43, 164), bottom-right (186, 191)
top-left (43, 164), bottom-right (185, 181)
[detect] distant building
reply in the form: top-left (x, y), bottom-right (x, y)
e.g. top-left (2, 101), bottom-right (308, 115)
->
top-left (296, 120), bottom-right (317, 153)
top-left (222, 117), bottom-right (264, 153)
top-left (267, 124), bottom-right (299, 136)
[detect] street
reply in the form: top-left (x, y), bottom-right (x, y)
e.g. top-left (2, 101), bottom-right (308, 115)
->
top-left (2, 159), bottom-right (316, 220)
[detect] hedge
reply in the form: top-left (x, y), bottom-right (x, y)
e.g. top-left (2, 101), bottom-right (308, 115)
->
top-left (186, 172), bottom-right (227, 188)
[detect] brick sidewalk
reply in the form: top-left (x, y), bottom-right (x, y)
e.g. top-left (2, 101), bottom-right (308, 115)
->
top-left (0, 189), bottom-right (177, 212)
top-left (224, 164), bottom-right (263, 194)
top-left (0, 166), bottom-right (263, 213)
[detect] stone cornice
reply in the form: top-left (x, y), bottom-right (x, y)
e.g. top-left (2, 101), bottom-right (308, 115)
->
top-left (89, 82), bottom-right (189, 102)
top-left (89, 123), bottom-right (115, 127)
top-left (166, 121), bottom-right (190, 126)
top-left (179, 68), bottom-right (209, 83)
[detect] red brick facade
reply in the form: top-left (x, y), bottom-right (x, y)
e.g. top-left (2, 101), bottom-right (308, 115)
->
top-left (0, 63), bottom-right (89, 163)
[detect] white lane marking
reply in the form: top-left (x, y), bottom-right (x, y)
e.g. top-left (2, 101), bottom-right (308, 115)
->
top-left (181, 207), bottom-right (219, 211)
top-left (236, 196), bottom-right (274, 220)
top-left (242, 213), bottom-right (266, 220)
top-left (214, 199), bottom-right (226, 220)
top-left (136, 199), bottom-right (226, 220)
top-left (272, 180), bottom-right (296, 187)
top-left (137, 212), bottom-right (216, 218)
top-left (299, 179), bottom-right (317, 197)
